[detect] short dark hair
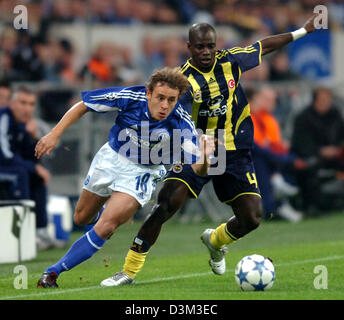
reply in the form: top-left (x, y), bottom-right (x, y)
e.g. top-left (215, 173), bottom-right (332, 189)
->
top-left (146, 67), bottom-right (190, 96)
top-left (188, 23), bottom-right (216, 43)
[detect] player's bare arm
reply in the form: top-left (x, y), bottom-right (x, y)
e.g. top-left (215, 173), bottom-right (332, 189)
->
top-left (260, 13), bottom-right (319, 56)
top-left (35, 101), bottom-right (89, 159)
top-left (191, 134), bottom-right (215, 177)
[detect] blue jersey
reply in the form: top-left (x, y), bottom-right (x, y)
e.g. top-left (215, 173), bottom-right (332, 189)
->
top-left (82, 86), bottom-right (199, 165)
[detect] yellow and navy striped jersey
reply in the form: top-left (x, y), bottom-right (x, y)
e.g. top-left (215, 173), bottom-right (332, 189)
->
top-left (179, 41), bottom-right (262, 150)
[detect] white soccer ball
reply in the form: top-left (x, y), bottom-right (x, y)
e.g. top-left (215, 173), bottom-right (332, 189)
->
top-left (235, 254), bottom-right (275, 291)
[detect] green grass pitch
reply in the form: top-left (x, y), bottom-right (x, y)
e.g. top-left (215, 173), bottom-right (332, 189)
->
top-left (0, 212), bottom-right (343, 300)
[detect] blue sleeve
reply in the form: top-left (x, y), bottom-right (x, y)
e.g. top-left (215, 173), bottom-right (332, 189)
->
top-left (4, 154), bottom-right (37, 172)
top-left (81, 87), bottom-right (125, 113)
top-left (226, 41), bottom-right (262, 72)
top-left (13, 131), bottom-right (39, 172)
top-left (0, 140), bottom-right (37, 173)
top-left (177, 106), bottom-right (200, 164)
top-left (178, 105), bottom-right (198, 136)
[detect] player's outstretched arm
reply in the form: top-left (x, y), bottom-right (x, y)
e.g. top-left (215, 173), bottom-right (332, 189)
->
top-left (191, 135), bottom-right (215, 177)
top-left (35, 101), bottom-right (89, 159)
top-left (260, 13), bottom-right (319, 56)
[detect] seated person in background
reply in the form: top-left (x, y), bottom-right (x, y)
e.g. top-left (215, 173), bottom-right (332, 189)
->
top-left (0, 86), bottom-right (54, 249)
top-left (250, 87), bottom-right (306, 222)
top-left (268, 51), bottom-right (300, 81)
top-left (291, 87), bottom-right (344, 215)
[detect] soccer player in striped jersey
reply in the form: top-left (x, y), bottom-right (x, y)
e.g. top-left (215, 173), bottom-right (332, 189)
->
top-left (110, 14), bottom-right (319, 286)
top-left (36, 67), bottom-right (215, 288)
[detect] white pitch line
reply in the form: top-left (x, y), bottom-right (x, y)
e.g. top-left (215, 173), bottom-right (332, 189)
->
top-left (1, 255), bottom-right (343, 300)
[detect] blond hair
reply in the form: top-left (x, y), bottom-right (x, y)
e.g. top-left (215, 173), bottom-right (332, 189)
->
top-left (146, 67), bottom-right (190, 96)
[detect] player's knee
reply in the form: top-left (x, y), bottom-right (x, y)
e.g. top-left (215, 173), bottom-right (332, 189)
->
top-left (246, 212), bottom-right (261, 231)
top-left (245, 204), bottom-right (262, 231)
top-left (164, 195), bottom-right (182, 215)
top-left (156, 191), bottom-right (181, 220)
top-left (73, 208), bottom-right (92, 226)
top-left (156, 195), bottom-right (182, 223)
top-left (99, 223), bottom-right (115, 239)
top-left (95, 219), bottom-right (119, 239)
top-left (73, 211), bottom-right (86, 226)
top-left (234, 196), bottom-right (263, 234)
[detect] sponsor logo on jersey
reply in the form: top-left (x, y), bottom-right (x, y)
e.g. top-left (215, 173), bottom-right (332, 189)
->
top-left (207, 94), bottom-right (224, 108)
top-left (199, 104), bottom-right (228, 117)
top-left (124, 128), bottom-right (170, 149)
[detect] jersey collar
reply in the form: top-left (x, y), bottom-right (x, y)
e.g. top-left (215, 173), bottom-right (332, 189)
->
top-left (187, 57), bottom-right (217, 75)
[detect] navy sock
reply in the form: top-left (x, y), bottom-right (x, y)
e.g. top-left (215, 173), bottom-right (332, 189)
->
top-left (46, 228), bottom-right (106, 276)
top-left (130, 236), bottom-right (151, 253)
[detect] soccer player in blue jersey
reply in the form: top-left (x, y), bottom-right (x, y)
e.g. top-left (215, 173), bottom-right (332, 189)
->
top-left (36, 67), bottom-right (215, 288)
top-left (110, 14), bottom-right (320, 286)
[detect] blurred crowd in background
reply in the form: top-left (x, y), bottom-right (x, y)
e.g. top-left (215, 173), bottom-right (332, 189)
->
top-left (1, 0), bottom-right (344, 86)
top-left (1, 0), bottom-right (344, 226)
top-left (1, 0), bottom-right (344, 29)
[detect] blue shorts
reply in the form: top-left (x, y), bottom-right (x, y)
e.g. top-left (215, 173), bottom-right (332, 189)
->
top-left (164, 149), bottom-right (261, 203)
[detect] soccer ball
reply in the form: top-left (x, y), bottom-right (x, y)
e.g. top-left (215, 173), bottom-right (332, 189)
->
top-left (235, 254), bottom-right (275, 291)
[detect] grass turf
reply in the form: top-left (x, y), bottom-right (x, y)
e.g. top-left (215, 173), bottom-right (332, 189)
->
top-left (0, 212), bottom-right (343, 300)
